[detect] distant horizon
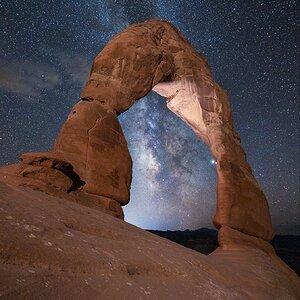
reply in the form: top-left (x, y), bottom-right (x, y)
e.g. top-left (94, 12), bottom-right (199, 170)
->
top-left (132, 223), bottom-right (300, 236)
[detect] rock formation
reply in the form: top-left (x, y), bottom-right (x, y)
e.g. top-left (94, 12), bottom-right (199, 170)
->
top-left (52, 20), bottom-right (273, 241)
top-left (0, 153), bottom-right (124, 219)
top-left (0, 20), bottom-right (298, 299)
top-left (0, 182), bottom-right (299, 299)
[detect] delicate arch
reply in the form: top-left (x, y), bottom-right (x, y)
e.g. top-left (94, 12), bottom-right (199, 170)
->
top-left (53, 20), bottom-right (274, 241)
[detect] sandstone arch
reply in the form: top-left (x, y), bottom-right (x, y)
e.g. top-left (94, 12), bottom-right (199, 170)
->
top-left (51, 20), bottom-right (274, 241)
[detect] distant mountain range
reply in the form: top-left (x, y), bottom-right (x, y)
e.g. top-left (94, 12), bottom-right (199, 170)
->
top-left (148, 228), bottom-right (300, 276)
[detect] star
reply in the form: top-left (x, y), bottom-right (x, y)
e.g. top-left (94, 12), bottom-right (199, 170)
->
top-left (210, 159), bottom-right (217, 165)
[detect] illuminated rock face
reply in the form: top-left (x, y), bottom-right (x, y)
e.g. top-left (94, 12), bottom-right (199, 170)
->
top-left (53, 101), bottom-right (132, 205)
top-left (52, 20), bottom-right (274, 241)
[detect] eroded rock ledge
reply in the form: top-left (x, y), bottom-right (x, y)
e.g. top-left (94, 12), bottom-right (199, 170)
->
top-left (0, 152), bottom-right (123, 219)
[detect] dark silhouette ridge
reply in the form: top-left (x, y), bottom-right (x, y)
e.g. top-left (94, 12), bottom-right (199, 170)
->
top-left (148, 228), bottom-right (300, 276)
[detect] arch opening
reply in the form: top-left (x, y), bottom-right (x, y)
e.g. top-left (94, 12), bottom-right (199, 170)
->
top-left (118, 91), bottom-right (217, 230)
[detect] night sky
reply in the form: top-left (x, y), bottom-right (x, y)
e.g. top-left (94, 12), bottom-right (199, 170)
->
top-left (0, 1), bottom-right (299, 234)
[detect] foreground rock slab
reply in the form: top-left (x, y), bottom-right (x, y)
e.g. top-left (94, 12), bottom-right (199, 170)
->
top-left (0, 182), bottom-right (298, 300)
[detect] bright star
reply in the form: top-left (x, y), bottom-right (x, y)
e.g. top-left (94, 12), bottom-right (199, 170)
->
top-left (210, 159), bottom-right (217, 165)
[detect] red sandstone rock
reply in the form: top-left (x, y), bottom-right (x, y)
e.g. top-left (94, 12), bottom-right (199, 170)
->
top-left (53, 101), bottom-right (132, 204)
top-left (0, 182), bottom-right (298, 299)
top-left (0, 153), bottom-right (123, 219)
top-left (52, 20), bottom-right (274, 241)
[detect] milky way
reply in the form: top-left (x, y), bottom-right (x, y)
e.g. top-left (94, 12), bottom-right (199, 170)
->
top-left (0, 0), bottom-right (299, 233)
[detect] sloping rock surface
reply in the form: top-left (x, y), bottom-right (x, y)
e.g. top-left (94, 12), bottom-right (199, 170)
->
top-left (149, 228), bottom-right (300, 275)
top-left (0, 182), bottom-right (298, 300)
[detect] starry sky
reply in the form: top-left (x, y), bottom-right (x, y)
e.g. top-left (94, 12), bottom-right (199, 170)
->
top-left (0, 0), bottom-right (299, 234)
